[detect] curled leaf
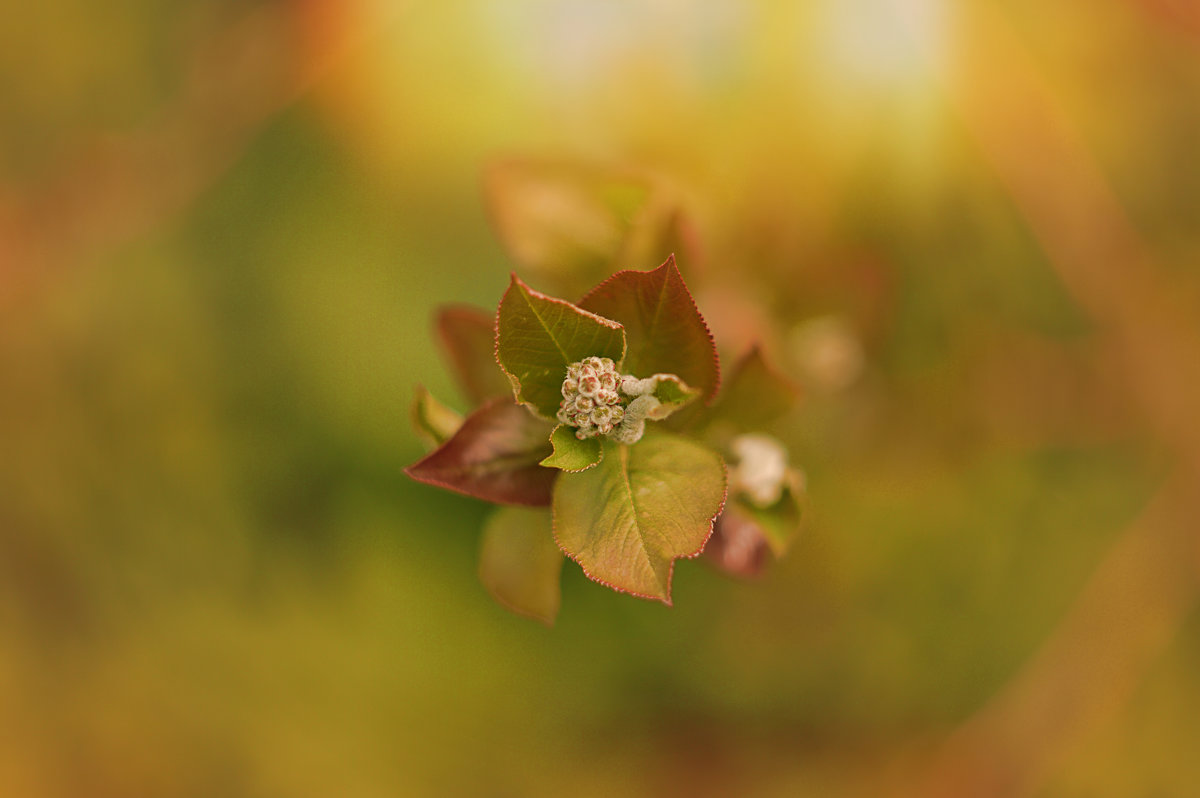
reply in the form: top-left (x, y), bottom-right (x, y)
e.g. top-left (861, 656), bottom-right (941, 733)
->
top-left (405, 399), bottom-right (557, 506)
top-left (495, 274), bottom-right (626, 419)
top-left (607, 374), bottom-right (700, 445)
top-left (553, 430), bottom-right (727, 603)
top-left (436, 305), bottom-right (511, 404)
top-left (479, 506), bottom-right (563, 625)
top-left (642, 373), bottom-right (700, 420)
top-left (410, 385), bottom-right (464, 449)
top-left (540, 425), bottom-right (603, 472)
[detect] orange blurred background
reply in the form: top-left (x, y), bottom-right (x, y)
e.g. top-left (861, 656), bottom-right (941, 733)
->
top-left (3, 1), bottom-right (1200, 796)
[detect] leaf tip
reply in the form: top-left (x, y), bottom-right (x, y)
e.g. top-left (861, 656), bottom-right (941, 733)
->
top-left (506, 271), bottom-right (538, 297)
top-left (549, 513), bottom-right (674, 604)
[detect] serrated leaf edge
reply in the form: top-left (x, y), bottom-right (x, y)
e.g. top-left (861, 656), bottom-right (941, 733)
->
top-left (577, 254), bottom-right (721, 403)
top-left (539, 425), bottom-right (604, 473)
top-left (493, 272), bottom-right (628, 419)
top-left (549, 446), bottom-right (728, 605)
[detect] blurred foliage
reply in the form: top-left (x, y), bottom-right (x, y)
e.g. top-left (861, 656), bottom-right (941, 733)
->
top-left (2, 1), bottom-right (1199, 796)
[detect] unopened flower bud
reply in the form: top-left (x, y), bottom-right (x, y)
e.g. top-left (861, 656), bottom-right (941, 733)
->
top-left (559, 356), bottom-right (625, 439)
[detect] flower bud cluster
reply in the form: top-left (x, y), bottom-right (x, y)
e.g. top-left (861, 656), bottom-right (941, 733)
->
top-left (557, 357), bottom-right (626, 439)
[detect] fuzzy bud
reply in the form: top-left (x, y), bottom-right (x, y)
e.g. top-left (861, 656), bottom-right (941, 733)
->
top-left (558, 357), bottom-right (625, 439)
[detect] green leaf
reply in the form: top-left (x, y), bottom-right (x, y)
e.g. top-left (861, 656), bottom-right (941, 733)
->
top-left (405, 399), bottom-right (557, 506)
top-left (740, 469), bottom-right (805, 555)
top-left (578, 255), bottom-right (719, 403)
top-left (495, 274), bottom-right (626, 419)
top-left (553, 430), bottom-right (726, 603)
top-left (478, 506), bottom-right (563, 625)
top-left (410, 385), bottom-right (463, 449)
top-left (540, 425), bottom-right (603, 472)
top-left (436, 305), bottom-right (511, 404)
top-left (704, 345), bottom-right (800, 431)
top-left (646, 374), bottom-right (700, 420)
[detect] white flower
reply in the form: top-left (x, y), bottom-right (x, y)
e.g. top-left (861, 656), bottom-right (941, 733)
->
top-left (729, 433), bottom-right (789, 507)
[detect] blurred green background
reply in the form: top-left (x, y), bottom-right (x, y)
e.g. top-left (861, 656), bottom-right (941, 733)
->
top-left (4, 1), bottom-right (1200, 796)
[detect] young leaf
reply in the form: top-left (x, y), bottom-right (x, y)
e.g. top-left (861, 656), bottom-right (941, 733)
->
top-left (540, 425), bottom-right (603, 472)
top-left (704, 345), bottom-right (801, 431)
top-left (646, 374), bottom-right (700, 420)
top-left (553, 430), bottom-right (726, 603)
top-left (405, 399), bottom-right (557, 506)
top-left (410, 385), bottom-right (463, 449)
top-left (610, 374), bottom-right (700, 441)
top-left (436, 305), bottom-right (511, 404)
top-left (495, 274), bottom-right (626, 419)
top-left (479, 506), bottom-right (563, 625)
top-left (578, 255), bottom-right (719, 402)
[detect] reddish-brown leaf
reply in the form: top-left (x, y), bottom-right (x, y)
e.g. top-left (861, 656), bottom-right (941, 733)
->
top-left (704, 345), bottom-right (801, 430)
top-left (578, 255), bottom-right (719, 402)
top-left (436, 305), bottom-right (511, 405)
top-left (705, 504), bottom-right (772, 578)
top-left (405, 399), bottom-right (557, 506)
